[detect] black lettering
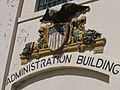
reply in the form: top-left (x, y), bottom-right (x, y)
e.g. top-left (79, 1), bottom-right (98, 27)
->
top-left (52, 56), bottom-right (57, 64)
top-left (28, 64), bottom-right (31, 72)
top-left (102, 60), bottom-right (107, 69)
top-left (83, 56), bottom-right (88, 65)
top-left (41, 59), bottom-right (46, 67)
top-left (59, 56), bottom-right (65, 63)
top-left (6, 78), bottom-right (11, 85)
top-left (76, 55), bottom-right (83, 64)
top-left (90, 57), bottom-right (95, 67)
top-left (56, 56), bottom-right (60, 63)
top-left (46, 58), bottom-right (52, 66)
top-left (35, 60), bottom-right (40, 69)
top-left (96, 58), bottom-right (103, 68)
top-left (112, 64), bottom-right (120, 75)
top-left (11, 74), bottom-right (16, 82)
top-left (21, 68), bottom-right (25, 75)
top-left (65, 55), bottom-right (72, 63)
top-left (14, 70), bottom-right (22, 79)
top-left (88, 57), bottom-right (92, 66)
top-left (31, 62), bottom-right (36, 71)
top-left (105, 61), bottom-right (114, 72)
top-left (23, 65), bottom-right (29, 73)
top-left (21, 68), bottom-right (25, 76)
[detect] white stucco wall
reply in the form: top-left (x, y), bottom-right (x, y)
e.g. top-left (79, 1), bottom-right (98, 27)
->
top-left (0, 0), bottom-right (19, 89)
top-left (1, 0), bottom-right (120, 90)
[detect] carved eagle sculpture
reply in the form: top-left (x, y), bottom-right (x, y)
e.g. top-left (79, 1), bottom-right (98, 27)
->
top-left (40, 3), bottom-right (90, 24)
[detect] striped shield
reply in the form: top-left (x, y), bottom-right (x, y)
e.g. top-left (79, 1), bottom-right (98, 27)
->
top-left (48, 23), bottom-right (69, 51)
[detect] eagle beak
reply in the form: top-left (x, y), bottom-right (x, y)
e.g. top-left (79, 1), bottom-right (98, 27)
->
top-left (83, 7), bottom-right (90, 14)
top-left (87, 7), bottom-right (90, 12)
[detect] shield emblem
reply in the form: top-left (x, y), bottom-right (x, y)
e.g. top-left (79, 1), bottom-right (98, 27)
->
top-left (47, 23), bottom-right (70, 51)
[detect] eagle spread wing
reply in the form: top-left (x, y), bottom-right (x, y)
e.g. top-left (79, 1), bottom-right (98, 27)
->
top-left (40, 3), bottom-right (90, 24)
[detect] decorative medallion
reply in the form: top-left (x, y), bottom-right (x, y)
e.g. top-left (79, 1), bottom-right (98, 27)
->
top-left (20, 3), bottom-right (106, 65)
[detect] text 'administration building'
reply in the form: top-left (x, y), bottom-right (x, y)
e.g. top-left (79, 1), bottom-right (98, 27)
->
top-left (1, 0), bottom-right (120, 90)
